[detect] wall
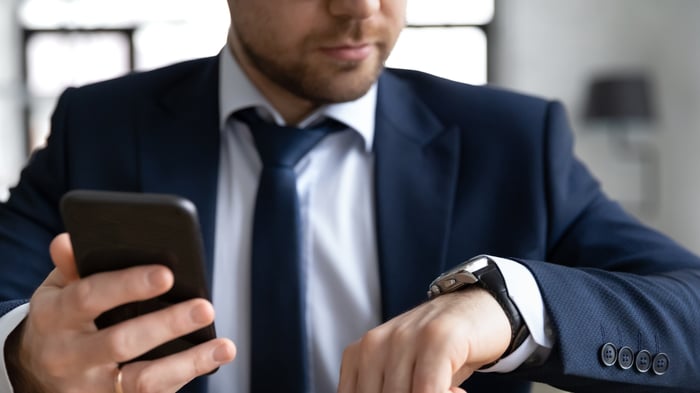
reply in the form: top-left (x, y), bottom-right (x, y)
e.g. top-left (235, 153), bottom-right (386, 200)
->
top-left (492, 2), bottom-right (700, 392)
top-left (0, 0), bottom-right (23, 201)
top-left (492, 0), bottom-right (700, 254)
top-left (0, 1), bottom-right (229, 201)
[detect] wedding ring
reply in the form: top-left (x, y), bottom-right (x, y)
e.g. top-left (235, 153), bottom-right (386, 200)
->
top-left (114, 368), bottom-right (125, 393)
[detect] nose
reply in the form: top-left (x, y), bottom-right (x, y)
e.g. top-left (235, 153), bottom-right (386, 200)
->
top-left (328, 0), bottom-right (380, 19)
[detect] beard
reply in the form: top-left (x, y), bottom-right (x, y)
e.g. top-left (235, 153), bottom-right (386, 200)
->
top-left (234, 21), bottom-right (390, 105)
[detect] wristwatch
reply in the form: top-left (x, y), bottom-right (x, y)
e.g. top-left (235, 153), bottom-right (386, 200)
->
top-left (427, 255), bottom-right (530, 359)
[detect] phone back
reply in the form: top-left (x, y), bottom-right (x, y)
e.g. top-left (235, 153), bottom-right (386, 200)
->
top-left (60, 190), bottom-right (216, 363)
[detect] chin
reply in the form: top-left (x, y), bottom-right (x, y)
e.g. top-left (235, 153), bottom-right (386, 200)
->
top-left (309, 79), bottom-right (375, 104)
top-left (315, 67), bottom-right (383, 103)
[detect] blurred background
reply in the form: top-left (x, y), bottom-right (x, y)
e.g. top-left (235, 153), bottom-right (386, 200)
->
top-left (0, 1), bottom-right (699, 391)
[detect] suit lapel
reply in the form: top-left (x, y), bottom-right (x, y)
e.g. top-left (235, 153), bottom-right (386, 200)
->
top-left (133, 62), bottom-right (460, 373)
top-left (374, 72), bottom-right (461, 320)
top-left (137, 57), bottom-right (221, 290)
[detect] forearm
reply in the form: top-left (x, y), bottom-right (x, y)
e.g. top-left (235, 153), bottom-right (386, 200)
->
top-left (517, 260), bottom-right (700, 391)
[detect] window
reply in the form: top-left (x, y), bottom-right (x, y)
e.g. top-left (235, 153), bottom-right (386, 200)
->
top-left (19, 0), bottom-right (228, 150)
top-left (17, 0), bottom-right (492, 150)
top-left (24, 29), bottom-right (134, 149)
top-left (386, 0), bottom-right (493, 85)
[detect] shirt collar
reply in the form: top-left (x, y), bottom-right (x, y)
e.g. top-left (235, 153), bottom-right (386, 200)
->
top-left (218, 46), bottom-right (376, 152)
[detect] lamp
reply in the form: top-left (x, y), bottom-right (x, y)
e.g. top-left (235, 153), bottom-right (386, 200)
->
top-left (584, 73), bottom-right (655, 125)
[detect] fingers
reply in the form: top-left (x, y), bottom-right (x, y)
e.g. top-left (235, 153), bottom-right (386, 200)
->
top-left (86, 298), bottom-right (215, 365)
top-left (356, 329), bottom-right (388, 392)
top-left (48, 233), bottom-right (79, 285)
top-left (21, 233), bottom-right (238, 392)
top-left (47, 232), bottom-right (175, 326)
top-left (24, 292), bottom-right (232, 392)
top-left (27, 265), bottom-right (174, 355)
top-left (61, 264), bottom-right (174, 324)
top-left (356, 323), bottom-right (454, 393)
top-left (25, 287), bottom-right (234, 392)
top-left (338, 343), bottom-right (358, 393)
top-left (338, 289), bottom-right (505, 393)
top-left (120, 338), bottom-right (236, 393)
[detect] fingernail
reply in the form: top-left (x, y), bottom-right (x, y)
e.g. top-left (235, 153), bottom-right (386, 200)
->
top-left (213, 344), bottom-right (232, 362)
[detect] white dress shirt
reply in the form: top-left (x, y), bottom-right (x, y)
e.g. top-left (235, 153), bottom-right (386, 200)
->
top-left (0, 47), bottom-right (553, 393)
top-left (209, 47), bottom-right (382, 393)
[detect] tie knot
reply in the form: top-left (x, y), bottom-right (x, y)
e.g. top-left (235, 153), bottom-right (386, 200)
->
top-left (235, 108), bottom-right (344, 168)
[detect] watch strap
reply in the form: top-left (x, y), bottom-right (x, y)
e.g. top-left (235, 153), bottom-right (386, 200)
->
top-left (475, 260), bottom-right (530, 359)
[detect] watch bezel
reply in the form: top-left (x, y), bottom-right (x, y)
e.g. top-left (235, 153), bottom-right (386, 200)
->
top-left (428, 256), bottom-right (490, 299)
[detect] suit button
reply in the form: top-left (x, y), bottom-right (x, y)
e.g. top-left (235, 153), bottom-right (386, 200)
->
top-left (635, 350), bottom-right (652, 373)
top-left (652, 353), bottom-right (670, 375)
top-left (618, 346), bottom-right (634, 369)
top-left (600, 343), bottom-right (617, 366)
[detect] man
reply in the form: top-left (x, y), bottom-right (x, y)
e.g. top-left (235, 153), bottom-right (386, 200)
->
top-left (1, 0), bottom-right (700, 392)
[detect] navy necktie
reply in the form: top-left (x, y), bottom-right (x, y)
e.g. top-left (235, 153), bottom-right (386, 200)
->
top-left (235, 108), bottom-right (343, 393)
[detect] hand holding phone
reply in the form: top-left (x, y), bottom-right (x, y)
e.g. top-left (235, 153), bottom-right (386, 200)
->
top-left (5, 232), bottom-right (235, 393)
top-left (59, 190), bottom-right (217, 363)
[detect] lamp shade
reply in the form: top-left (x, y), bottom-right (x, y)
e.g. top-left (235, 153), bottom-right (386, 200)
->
top-left (584, 74), bottom-right (655, 123)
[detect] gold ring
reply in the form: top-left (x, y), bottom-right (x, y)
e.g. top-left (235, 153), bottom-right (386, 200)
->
top-left (114, 368), bottom-right (125, 393)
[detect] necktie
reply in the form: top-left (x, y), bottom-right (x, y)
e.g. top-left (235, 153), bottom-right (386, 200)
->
top-left (235, 108), bottom-right (344, 393)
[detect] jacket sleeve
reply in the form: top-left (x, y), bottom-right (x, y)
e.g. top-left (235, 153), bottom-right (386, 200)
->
top-left (0, 88), bottom-right (76, 304)
top-left (514, 101), bottom-right (700, 392)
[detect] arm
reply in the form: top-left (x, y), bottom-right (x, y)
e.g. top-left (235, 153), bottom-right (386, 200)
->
top-left (0, 90), bottom-right (236, 393)
top-left (337, 100), bottom-right (700, 392)
top-left (510, 102), bottom-right (700, 390)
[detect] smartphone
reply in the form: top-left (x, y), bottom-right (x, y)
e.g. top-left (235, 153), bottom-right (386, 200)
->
top-left (60, 190), bottom-right (216, 364)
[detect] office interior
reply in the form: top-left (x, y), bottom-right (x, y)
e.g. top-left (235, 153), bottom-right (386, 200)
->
top-left (1, 1), bottom-right (699, 392)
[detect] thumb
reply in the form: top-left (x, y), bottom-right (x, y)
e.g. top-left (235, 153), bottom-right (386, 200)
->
top-left (49, 233), bottom-right (80, 282)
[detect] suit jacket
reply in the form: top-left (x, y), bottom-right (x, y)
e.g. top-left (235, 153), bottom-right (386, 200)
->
top-left (1, 56), bottom-right (700, 393)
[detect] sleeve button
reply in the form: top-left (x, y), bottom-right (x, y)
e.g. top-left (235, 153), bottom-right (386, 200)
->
top-left (635, 349), bottom-right (652, 373)
top-left (652, 353), bottom-right (670, 375)
top-left (600, 343), bottom-right (617, 367)
top-left (618, 346), bottom-right (634, 369)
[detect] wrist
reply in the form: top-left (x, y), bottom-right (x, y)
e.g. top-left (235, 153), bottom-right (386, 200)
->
top-left (5, 321), bottom-right (45, 393)
top-left (428, 255), bottom-right (530, 361)
top-left (456, 286), bottom-right (513, 366)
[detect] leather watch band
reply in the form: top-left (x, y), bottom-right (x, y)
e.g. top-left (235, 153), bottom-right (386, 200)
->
top-left (475, 260), bottom-right (530, 358)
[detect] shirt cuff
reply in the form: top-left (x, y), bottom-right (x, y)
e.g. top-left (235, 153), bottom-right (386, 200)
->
top-left (0, 303), bottom-right (30, 393)
top-left (478, 256), bottom-right (555, 373)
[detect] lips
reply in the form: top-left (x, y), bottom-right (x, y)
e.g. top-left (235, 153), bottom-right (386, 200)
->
top-left (320, 44), bottom-right (373, 62)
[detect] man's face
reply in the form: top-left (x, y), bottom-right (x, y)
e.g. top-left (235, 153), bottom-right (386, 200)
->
top-left (227, 0), bottom-right (406, 104)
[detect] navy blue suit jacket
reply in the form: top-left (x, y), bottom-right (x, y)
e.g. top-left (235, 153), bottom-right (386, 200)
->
top-left (2, 56), bottom-right (700, 392)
